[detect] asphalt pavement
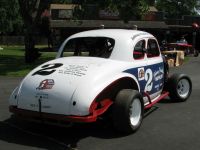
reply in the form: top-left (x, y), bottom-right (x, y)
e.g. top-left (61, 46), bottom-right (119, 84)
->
top-left (0, 56), bottom-right (200, 150)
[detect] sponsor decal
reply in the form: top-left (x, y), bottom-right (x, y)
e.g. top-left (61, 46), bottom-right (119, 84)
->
top-left (138, 67), bottom-right (145, 81)
top-left (58, 65), bottom-right (88, 77)
top-left (124, 62), bottom-right (164, 94)
top-left (154, 67), bottom-right (164, 81)
top-left (36, 79), bottom-right (55, 90)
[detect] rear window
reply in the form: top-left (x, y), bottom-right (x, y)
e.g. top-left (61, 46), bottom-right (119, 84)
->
top-left (133, 40), bottom-right (145, 60)
top-left (61, 37), bottom-right (115, 58)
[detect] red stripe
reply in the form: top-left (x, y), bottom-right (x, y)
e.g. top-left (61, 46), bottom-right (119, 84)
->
top-left (145, 91), bottom-right (169, 109)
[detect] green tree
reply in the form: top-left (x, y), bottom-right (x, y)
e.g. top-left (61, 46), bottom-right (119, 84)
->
top-left (18, 0), bottom-right (71, 63)
top-left (156, 0), bottom-right (200, 19)
top-left (74, 0), bottom-right (149, 22)
top-left (0, 0), bottom-right (22, 34)
top-left (146, 0), bottom-right (155, 5)
top-left (18, 0), bottom-right (51, 63)
top-left (113, 0), bottom-right (149, 21)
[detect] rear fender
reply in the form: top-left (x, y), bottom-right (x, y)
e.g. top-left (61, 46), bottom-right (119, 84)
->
top-left (70, 73), bottom-right (140, 116)
top-left (89, 74), bottom-right (140, 115)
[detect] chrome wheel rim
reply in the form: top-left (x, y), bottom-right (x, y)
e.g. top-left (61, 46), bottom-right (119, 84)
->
top-left (177, 78), bottom-right (190, 98)
top-left (130, 98), bottom-right (141, 126)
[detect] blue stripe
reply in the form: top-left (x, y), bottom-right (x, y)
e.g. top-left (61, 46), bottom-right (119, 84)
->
top-left (124, 62), bottom-right (164, 94)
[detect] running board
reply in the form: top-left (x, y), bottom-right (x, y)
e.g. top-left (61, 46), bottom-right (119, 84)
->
top-left (144, 91), bottom-right (169, 109)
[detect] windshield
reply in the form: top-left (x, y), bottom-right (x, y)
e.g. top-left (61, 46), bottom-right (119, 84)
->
top-left (61, 37), bottom-right (115, 58)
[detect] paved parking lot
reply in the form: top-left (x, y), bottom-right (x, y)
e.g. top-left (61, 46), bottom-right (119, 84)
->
top-left (0, 56), bottom-right (200, 150)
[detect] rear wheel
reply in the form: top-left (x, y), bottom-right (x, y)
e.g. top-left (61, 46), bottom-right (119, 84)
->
top-left (167, 74), bottom-right (192, 102)
top-left (112, 89), bottom-right (144, 134)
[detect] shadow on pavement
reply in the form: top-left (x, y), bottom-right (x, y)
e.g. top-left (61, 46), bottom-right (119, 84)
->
top-left (158, 97), bottom-right (184, 103)
top-left (0, 116), bottom-right (127, 150)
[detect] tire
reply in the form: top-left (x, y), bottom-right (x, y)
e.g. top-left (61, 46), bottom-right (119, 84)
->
top-left (167, 74), bottom-right (192, 102)
top-left (112, 89), bottom-right (144, 134)
top-left (162, 55), bottom-right (169, 83)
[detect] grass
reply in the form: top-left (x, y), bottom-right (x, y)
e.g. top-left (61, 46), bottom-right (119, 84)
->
top-left (0, 46), bottom-right (57, 77)
top-left (183, 56), bottom-right (190, 63)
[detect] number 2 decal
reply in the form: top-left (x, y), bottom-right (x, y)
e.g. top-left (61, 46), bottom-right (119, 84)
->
top-left (32, 63), bottom-right (63, 76)
top-left (144, 68), bottom-right (153, 92)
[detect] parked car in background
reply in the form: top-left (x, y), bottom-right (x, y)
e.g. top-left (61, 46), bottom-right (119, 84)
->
top-left (167, 42), bottom-right (199, 57)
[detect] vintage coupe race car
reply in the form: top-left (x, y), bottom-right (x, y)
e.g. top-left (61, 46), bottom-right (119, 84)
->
top-left (9, 29), bottom-right (192, 133)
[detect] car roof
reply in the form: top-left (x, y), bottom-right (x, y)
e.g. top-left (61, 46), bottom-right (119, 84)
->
top-left (69, 29), bottom-right (153, 41)
top-left (57, 29), bottom-right (156, 61)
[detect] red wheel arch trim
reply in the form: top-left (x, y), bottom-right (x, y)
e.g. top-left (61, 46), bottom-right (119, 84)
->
top-left (70, 99), bottom-right (113, 122)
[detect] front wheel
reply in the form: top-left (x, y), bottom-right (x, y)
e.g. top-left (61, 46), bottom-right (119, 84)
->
top-left (167, 74), bottom-right (192, 102)
top-left (112, 89), bottom-right (144, 134)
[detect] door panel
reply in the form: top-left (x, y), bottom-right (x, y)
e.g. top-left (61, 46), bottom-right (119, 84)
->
top-left (146, 39), bottom-right (164, 99)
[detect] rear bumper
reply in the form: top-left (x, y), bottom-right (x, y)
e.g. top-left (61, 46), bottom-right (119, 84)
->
top-left (9, 99), bottom-right (113, 124)
top-left (9, 106), bottom-right (96, 123)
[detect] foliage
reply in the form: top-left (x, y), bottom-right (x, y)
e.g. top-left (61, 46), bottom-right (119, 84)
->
top-left (18, 0), bottom-right (50, 27)
top-left (73, 0), bottom-right (149, 22)
top-left (156, 0), bottom-right (200, 19)
top-left (17, 0), bottom-right (70, 63)
top-left (114, 0), bottom-right (149, 21)
top-left (0, 0), bottom-right (23, 34)
top-left (17, 0), bottom-right (51, 63)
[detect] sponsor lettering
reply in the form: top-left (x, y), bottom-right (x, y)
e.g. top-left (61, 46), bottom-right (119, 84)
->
top-left (30, 104), bottom-right (51, 109)
top-left (154, 67), bottom-right (164, 81)
top-left (35, 93), bottom-right (49, 99)
top-left (58, 65), bottom-right (88, 77)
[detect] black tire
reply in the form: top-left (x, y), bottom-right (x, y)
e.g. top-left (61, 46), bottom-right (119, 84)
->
top-left (162, 55), bottom-right (169, 83)
top-left (112, 89), bottom-right (144, 134)
top-left (167, 74), bottom-right (192, 102)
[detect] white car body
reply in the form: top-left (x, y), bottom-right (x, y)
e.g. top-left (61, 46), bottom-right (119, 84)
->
top-left (9, 29), bottom-right (166, 123)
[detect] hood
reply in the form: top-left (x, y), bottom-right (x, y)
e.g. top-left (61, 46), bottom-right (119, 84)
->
top-left (15, 57), bottom-right (126, 115)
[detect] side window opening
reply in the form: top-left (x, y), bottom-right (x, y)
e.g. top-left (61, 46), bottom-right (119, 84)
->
top-left (147, 39), bottom-right (160, 58)
top-left (133, 40), bottom-right (145, 60)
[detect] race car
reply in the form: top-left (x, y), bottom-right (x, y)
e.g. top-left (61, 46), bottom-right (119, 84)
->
top-left (9, 29), bottom-right (192, 133)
